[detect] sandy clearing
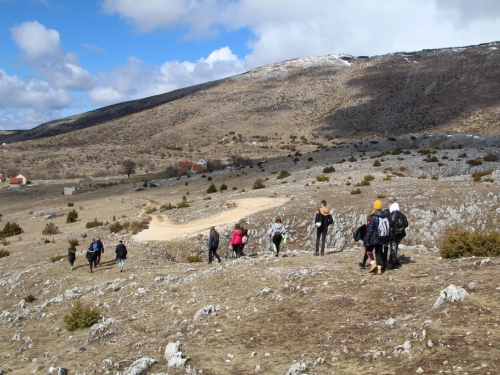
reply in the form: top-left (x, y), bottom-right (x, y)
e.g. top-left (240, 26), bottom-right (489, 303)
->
top-left (133, 197), bottom-right (290, 241)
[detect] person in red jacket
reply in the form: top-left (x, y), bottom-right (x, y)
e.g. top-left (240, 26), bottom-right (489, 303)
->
top-left (230, 223), bottom-right (244, 258)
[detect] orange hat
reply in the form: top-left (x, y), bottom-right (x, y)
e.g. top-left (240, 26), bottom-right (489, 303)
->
top-left (373, 200), bottom-right (382, 210)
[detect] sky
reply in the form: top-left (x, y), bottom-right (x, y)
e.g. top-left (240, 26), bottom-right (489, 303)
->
top-left (0, 0), bottom-right (499, 131)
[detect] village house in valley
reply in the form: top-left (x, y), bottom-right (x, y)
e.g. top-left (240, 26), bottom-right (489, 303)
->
top-left (177, 159), bottom-right (207, 176)
top-left (9, 173), bottom-right (29, 187)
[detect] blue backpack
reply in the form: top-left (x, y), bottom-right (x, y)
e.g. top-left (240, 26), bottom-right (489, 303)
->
top-left (92, 242), bottom-right (98, 251)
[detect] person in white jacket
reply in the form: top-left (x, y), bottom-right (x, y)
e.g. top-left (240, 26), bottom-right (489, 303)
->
top-left (268, 216), bottom-right (286, 257)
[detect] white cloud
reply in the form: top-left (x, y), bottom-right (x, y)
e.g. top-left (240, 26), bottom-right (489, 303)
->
top-left (90, 47), bottom-right (245, 106)
top-left (11, 21), bottom-right (95, 90)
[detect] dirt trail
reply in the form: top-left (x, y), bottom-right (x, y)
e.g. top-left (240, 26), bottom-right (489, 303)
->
top-left (134, 197), bottom-right (289, 241)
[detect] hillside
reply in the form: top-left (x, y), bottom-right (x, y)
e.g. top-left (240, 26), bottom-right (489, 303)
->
top-left (1, 41), bottom-right (500, 180)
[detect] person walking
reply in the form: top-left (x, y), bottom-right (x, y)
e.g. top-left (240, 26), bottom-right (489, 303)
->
top-left (95, 237), bottom-right (104, 265)
top-left (240, 225), bottom-right (249, 255)
top-left (68, 243), bottom-right (77, 271)
top-left (268, 216), bottom-right (286, 257)
top-left (115, 240), bottom-right (128, 272)
top-left (363, 200), bottom-right (390, 275)
top-left (314, 200), bottom-right (334, 256)
top-left (86, 239), bottom-right (97, 273)
top-left (230, 223), bottom-right (244, 258)
top-left (388, 202), bottom-right (409, 268)
top-left (208, 226), bottom-right (221, 264)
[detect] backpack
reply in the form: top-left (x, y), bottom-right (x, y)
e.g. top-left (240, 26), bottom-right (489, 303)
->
top-left (376, 216), bottom-right (390, 241)
top-left (212, 232), bottom-right (219, 247)
top-left (392, 212), bottom-right (407, 237)
top-left (93, 242), bottom-right (98, 251)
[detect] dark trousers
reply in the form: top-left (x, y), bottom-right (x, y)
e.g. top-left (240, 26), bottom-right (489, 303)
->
top-left (315, 228), bottom-right (327, 253)
top-left (232, 244), bottom-right (243, 258)
top-left (68, 253), bottom-right (75, 267)
top-left (87, 252), bottom-right (95, 272)
top-left (361, 244), bottom-right (374, 265)
top-left (272, 236), bottom-right (282, 254)
top-left (209, 246), bottom-right (221, 263)
top-left (95, 250), bottom-right (102, 265)
top-left (366, 244), bottom-right (383, 267)
top-left (389, 239), bottom-right (401, 265)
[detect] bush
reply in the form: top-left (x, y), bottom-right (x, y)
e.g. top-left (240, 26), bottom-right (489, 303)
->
top-left (207, 176), bottom-right (212, 181)
top-left (316, 175), bottom-right (329, 182)
top-left (483, 153), bottom-right (499, 162)
top-left (322, 166), bottom-right (335, 173)
top-left (42, 222), bottom-right (60, 235)
top-left (24, 294), bottom-right (36, 303)
top-left (350, 188), bottom-right (362, 195)
top-left (86, 218), bottom-right (104, 229)
top-left (471, 170), bottom-right (493, 182)
top-left (160, 203), bottom-right (174, 210)
top-left (109, 221), bottom-right (124, 233)
top-left (128, 218), bottom-right (151, 235)
top-left (67, 202), bottom-right (74, 207)
top-left (0, 249), bottom-right (10, 258)
top-left (348, 156), bottom-right (357, 162)
top-left (187, 253), bottom-right (203, 263)
top-left (68, 238), bottom-right (79, 247)
top-left (220, 183), bottom-right (228, 191)
top-left (207, 184), bottom-right (217, 194)
top-left (2, 222), bottom-right (23, 237)
top-left (439, 230), bottom-right (500, 259)
top-left (50, 255), bottom-right (67, 262)
top-left (373, 160), bottom-right (381, 167)
top-left (253, 179), bottom-right (265, 190)
top-left (467, 158), bottom-right (483, 167)
top-left (63, 300), bottom-right (101, 332)
top-left (66, 209), bottom-right (78, 223)
top-left (277, 170), bottom-right (291, 179)
top-left (424, 156), bottom-right (439, 162)
top-left (177, 201), bottom-right (190, 208)
top-left (145, 207), bottom-right (157, 214)
top-left (364, 174), bottom-right (375, 182)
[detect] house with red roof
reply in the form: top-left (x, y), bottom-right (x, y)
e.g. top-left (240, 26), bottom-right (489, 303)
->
top-left (177, 159), bottom-right (207, 175)
top-left (9, 174), bottom-right (29, 187)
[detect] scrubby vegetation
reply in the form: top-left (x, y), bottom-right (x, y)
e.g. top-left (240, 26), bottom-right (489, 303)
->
top-left (86, 218), bottom-right (104, 228)
top-left (471, 170), bottom-right (493, 182)
top-left (0, 249), bottom-right (10, 258)
top-left (440, 230), bottom-right (500, 259)
top-left (2, 222), bottom-right (23, 237)
top-left (322, 166), bottom-right (335, 173)
top-left (253, 179), bottom-right (265, 190)
top-left (66, 209), bottom-right (78, 223)
top-left (207, 184), bottom-right (217, 193)
top-left (50, 255), bottom-right (67, 262)
top-left (42, 222), bottom-right (60, 235)
top-left (316, 175), bottom-right (329, 182)
top-left (187, 253), bottom-right (203, 263)
top-left (63, 300), bottom-right (101, 332)
top-left (277, 170), bottom-right (291, 179)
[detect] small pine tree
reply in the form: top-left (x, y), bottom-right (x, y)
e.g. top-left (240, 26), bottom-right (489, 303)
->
top-left (2, 222), bottom-right (23, 237)
top-left (42, 222), bottom-right (60, 235)
top-left (66, 209), bottom-right (78, 223)
top-left (63, 300), bottom-right (100, 332)
top-left (207, 184), bottom-right (217, 194)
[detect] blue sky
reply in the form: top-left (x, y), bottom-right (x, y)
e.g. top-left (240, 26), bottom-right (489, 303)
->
top-left (1, 0), bottom-right (499, 130)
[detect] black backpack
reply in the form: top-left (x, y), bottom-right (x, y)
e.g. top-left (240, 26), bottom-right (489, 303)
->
top-left (391, 211), bottom-right (408, 237)
top-left (212, 232), bottom-right (219, 247)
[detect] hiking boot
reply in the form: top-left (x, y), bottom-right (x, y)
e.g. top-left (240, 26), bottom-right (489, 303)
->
top-left (376, 268), bottom-right (383, 275)
top-left (275, 253), bottom-right (279, 257)
top-left (314, 252), bottom-right (319, 256)
top-left (358, 262), bottom-right (365, 270)
top-left (320, 252), bottom-right (324, 256)
top-left (120, 268), bottom-right (123, 272)
top-left (368, 263), bottom-right (377, 273)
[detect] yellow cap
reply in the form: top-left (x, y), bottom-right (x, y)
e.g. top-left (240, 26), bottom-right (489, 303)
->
top-left (373, 200), bottom-right (382, 210)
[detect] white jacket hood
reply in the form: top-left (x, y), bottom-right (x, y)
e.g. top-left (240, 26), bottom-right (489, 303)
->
top-left (389, 202), bottom-right (400, 213)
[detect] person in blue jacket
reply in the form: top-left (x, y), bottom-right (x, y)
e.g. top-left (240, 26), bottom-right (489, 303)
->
top-left (363, 200), bottom-right (390, 275)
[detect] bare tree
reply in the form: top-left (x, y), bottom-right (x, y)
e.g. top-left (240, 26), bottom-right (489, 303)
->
top-left (122, 160), bottom-right (136, 178)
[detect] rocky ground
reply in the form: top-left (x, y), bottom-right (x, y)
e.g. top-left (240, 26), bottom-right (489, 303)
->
top-left (0, 140), bottom-right (499, 374)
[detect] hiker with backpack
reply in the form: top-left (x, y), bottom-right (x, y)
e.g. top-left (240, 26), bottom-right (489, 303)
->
top-left (314, 200), bottom-right (334, 256)
top-left (268, 216), bottom-right (286, 257)
top-left (208, 226), bottom-right (221, 264)
top-left (230, 223), bottom-right (244, 258)
top-left (86, 239), bottom-right (97, 273)
top-left (363, 200), bottom-right (390, 275)
top-left (388, 202), bottom-right (408, 268)
top-left (115, 240), bottom-right (128, 272)
top-left (240, 225), bottom-right (249, 255)
top-left (95, 237), bottom-right (104, 265)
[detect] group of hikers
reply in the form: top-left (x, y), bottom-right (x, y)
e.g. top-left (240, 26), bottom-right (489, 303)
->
top-left (67, 237), bottom-right (128, 273)
top-left (207, 198), bottom-right (408, 275)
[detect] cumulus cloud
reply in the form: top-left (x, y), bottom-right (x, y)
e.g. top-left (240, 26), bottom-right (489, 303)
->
top-left (11, 21), bottom-right (95, 90)
top-left (90, 47), bottom-right (244, 106)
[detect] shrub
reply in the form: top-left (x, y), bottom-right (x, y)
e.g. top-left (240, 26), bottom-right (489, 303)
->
top-left (50, 255), bottom-right (67, 262)
top-left (63, 300), bottom-right (100, 332)
top-left (458, 153), bottom-right (467, 158)
top-left (177, 201), bottom-right (190, 208)
top-left (187, 253), bottom-right (203, 263)
top-left (308, 157), bottom-right (313, 162)
top-left (2, 222), bottom-right (23, 237)
top-left (373, 160), bottom-right (381, 167)
top-left (67, 202), bottom-right (74, 207)
top-left (391, 148), bottom-right (402, 155)
top-left (322, 166), bottom-right (335, 173)
top-left (129, 218), bottom-right (151, 235)
top-left (348, 156), bottom-right (357, 162)
top-left (220, 183), bottom-right (228, 191)
top-left (160, 203), bottom-right (174, 210)
top-left (86, 218), bottom-right (104, 229)
top-left (472, 170), bottom-right (493, 182)
top-left (467, 158), bottom-right (483, 167)
top-left (277, 170), bottom-right (291, 179)
top-left (24, 294), bottom-right (36, 303)
top-left (207, 184), bottom-right (217, 194)
top-left (364, 174), bottom-right (375, 182)
top-left (144, 207), bottom-right (157, 214)
top-left (253, 179), bottom-right (265, 190)
top-left (350, 188), bottom-right (362, 195)
top-left (68, 238), bottom-right (80, 247)
top-left (42, 222), bottom-right (60, 235)
top-left (42, 238), bottom-right (51, 244)
top-left (424, 156), bottom-right (439, 163)
top-left (316, 175), bottom-right (329, 182)
top-left (66, 209), bottom-right (78, 223)
top-left (109, 221), bottom-right (124, 233)
top-left (483, 153), bottom-right (499, 162)
top-left (207, 176), bottom-right (212, 181)
top-left (355, 180), bottom-right (370, 187)
top-left (0, 249), bottom-right (10, 258)
top-left (440, 230), bottom-right (500, 259)
top-left (293, 157), bottom-right (300, 162)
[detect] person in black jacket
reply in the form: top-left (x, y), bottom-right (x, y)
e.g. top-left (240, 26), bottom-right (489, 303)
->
top-left (115, 240), bottom-right (128, 272)
top-left (314, 200), bottom-right (334, 256)
top-left (86, 239), bottom-right (97, 273)
top-left (208, 226), bottom-right (221, 264)
top-left (388, 202), bottom-right (409, 268)
top-left (95, 237), bottom-right (104, 265)
top-left (363, 200), bottom-right (390, 275)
